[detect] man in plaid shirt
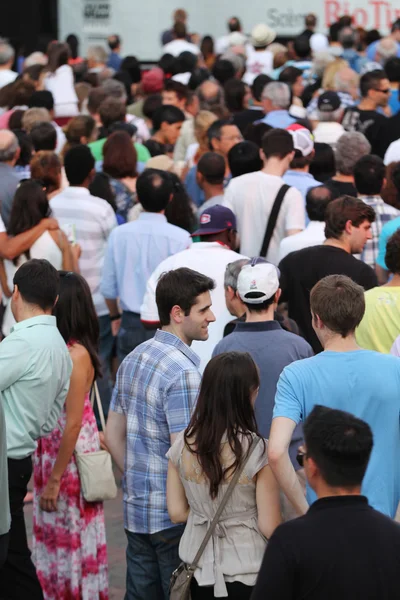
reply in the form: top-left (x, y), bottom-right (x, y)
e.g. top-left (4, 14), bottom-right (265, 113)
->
top-left (106, 268), bottom-right (215, 599)
top-left (354, 155), bottom-right (400, 268)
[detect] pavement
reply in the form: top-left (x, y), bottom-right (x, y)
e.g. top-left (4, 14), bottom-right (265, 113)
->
top-left (25, 487), bottom-right (127, 600)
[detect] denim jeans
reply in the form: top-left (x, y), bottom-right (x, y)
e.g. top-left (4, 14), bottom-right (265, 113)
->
top-left (117, 312), bottom-right (155, 364)
top-left (125, 524), bottom-right (185, 600)
top-left (97, 314), bottom-right (114, 425)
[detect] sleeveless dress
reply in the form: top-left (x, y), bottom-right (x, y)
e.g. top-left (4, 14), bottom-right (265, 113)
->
top-left (32, 343), bottom-right (108, 600)
top-left (2, 231), bottom-right (63, 336)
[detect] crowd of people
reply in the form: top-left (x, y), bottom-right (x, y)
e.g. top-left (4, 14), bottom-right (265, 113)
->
top-left (1, 8), bottom-right (400, 600)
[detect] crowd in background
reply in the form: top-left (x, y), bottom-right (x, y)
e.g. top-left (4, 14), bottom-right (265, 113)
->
top-left (1, 8), bottom-right (400, 600)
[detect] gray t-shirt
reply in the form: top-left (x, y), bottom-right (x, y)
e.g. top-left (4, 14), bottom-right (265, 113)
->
top-left (0, 395), bottom-right (10, 535)
top-left (213, 320), bottom-right (313, 467)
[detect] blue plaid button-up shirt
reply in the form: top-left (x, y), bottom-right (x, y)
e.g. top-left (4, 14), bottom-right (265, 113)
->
top-left (360, 196), bottom-right (400, 268)
top-left (110, 329), bottom-right (201, 534)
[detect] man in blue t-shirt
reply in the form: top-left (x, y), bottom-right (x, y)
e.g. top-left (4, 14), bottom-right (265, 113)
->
top-left (268, 274), bottom-right (400, 519)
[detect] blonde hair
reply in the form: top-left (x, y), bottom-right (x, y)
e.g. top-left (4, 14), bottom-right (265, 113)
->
top-left (322, 59), bottom-right (348, 90)
top-left (194, 110), bottom-right (218, 153)
top-left (22, 108), bottom-right (50, 133)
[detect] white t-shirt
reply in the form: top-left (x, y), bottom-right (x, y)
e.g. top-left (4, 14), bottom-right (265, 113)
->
top-left (141, 242), bottom-right (248, 372)
top-left (44, 64), bottom-right (79, 117)
top-left (162, 40), bottom-right (200, 57)
top-left (0, 69), bottom-right (17, 89)
top-left (384, 139), bottom-right (400, 166)
top-left (278, 221), bottom-right (326, 261)
top-left (224, 171), bottom-right (305, 266)
top-left (313, 122), bottom-right (345, 149)
top-left (242, 49), bottom-right (273, 85)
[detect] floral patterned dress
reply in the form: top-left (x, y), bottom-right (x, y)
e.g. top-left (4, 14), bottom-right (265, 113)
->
top-left (32, 362), bottom-right (109, 600)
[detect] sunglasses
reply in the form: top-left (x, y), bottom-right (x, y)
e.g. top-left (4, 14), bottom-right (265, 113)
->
top-left (373, 88), bottom-right (391, 94)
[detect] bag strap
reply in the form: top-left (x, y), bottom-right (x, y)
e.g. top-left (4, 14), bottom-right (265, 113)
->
top-left (260, 184), bottom-right (290, 257)
top-left (188, 436), bottom-right (260, 571)
top-left (91, 381), bottom-right (106, 432)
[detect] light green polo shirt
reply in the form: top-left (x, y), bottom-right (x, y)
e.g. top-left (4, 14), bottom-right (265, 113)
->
top-left (0, 315), bottom-right (72, 460)
top-left (88, 138), bottom-right (151, 164)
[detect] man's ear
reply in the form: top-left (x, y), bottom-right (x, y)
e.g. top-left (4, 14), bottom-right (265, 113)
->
top-left (170, 304), bottom-right (184, 324)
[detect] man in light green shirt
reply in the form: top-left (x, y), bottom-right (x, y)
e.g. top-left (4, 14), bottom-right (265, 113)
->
top-left (0, 259), bottom-right (72, 599)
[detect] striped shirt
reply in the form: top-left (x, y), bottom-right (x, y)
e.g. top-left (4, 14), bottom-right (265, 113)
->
top-left (50, 187), bottom-right (117, 316)
top-left (110, 329), bottom-right (201, 534)
top-left (360, 195), bottom-right (400, 268)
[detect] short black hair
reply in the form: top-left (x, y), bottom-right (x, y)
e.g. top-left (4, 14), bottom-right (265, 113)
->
top-left (224, 79), bottom-right (247, 113)
top-left (30, 122), bottom-right (57, 152)
top-left (392, 18), bottom-right (400, 33)
top-left (279, 66), bottom-right (303, 86)
top-left (228, 141), bottom-right (262, 177)
top-left (354, 155), bottom-right (386, 195)
top-left (360, 70), bottom-right (388, 98)
top-left (385, 230), bottom-right (400, 274)
top-left (13, 129), bottom-right (33, 167)
top-left (13, 258), bottom-right (59, 311)
top-left (207, 118), bottom-right (233, 149)
top-left (64, 144), bottom-right (95, 185)
top-left (178, 51), bottom-right (197, 74)
top-left (293, 35), bottom-right (311, 59)
top-left (304, 405), bottom-right (373, 488)
top-left (262, 128), bottom-right (294, 159)
top-left (309, 142), bottom-right (336, 182)
top-left (136, 168), bottom-right (173, 212)
top-left (152, 105), bottom-right (185, 132)
top-left (28, 90), bottom-right (54, 112)
top-left (159, 53), bottom-right (178, 77)
top-left (156, 267), bottom-right (215, 326)
top-left (108, 34), bottom-right (121, 50)
top-left (120, 55), bottom-right (141, 84)
top-left (306, 186), bottom-right (334, 221)
top-left (197, 152), bottom-right (225, 184)
top-left (228, 17), bottom-right (241, 32)
top-left (329, 22), bottom-right (341, 43)
top-left (212, 60), bottom-right (236, 85)
top-left (385, 57), bottom-right (400, 83)
top-left (251, 74), bottom-right (272, 102)
top-left (243, 295), bottom-right (275, 313)
top-left (143, 94), bottom-right (163, 121)
top-left (243, 122), bottom-right (273, 148)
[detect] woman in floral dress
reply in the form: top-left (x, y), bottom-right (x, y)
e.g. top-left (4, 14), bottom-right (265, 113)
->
top-left (33, 271), bottom-right (108, 599)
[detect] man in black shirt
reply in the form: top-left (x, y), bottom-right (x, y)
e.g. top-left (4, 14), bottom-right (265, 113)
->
top-left (279, 195), bottom-right (377, 352)
top-left (252, 405), bottom-right (400, 600)
top-left (342, 70), bottom-right (390, 157)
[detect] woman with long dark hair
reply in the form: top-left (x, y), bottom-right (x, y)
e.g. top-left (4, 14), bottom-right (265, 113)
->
top-left (44, 42), bottom-right (79, 117)
top-left (32, 272), bottom-right (108, 598)
top-left (167, 352), bottom-right (281, 599)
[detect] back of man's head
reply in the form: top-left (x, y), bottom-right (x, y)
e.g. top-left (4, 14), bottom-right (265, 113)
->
top-left (324, 195), bottom-right (375, 240)
top-left (251, 74), bottom-right (272, 103)
top-left (13, 258), bottom-right (59, 312)
top-left (136, 168), bottom-right (173, 212)
top-left (22, 108), bottom-right (51, 134)
top-left (152, 104), bottom-right (185, 132)
top-left (224, 258), bottom-right (249, 291)
top-left (293, 35), bottom-right (311, 59)
top-left (261, 128), bottom-right (294, 161)
top-left (156, 267), bottom-right (215, 326)
top-left (376, 37), bottom-right (398, 63)
top-left (335, 132), bottom-right (371, 176)
top-left (87, 87), bottom-right (108, 116)
top-left (30, 121), bottom-right (57, 152)
top-left (306, 186), bottom-right (333, 222)
top-left (197, 80), bottom-right (224, 110)
top-left (384, 230), bottom-right (400, 275)
top-left (197, 152), bottom-right (225, 185)
top-left (108, 34), bottom-right (121, 51)
top-left (303, 404), bottom-right (373, 490)
top-left (99, 97), bottom-right (126, 129)
top-left (101, 78), bottom-right (127, 103)
top-left (212, 60), bottom-right (236, 86)
top-left (0, 39), bottom-right (14, 66)
top-left (305, 13), bottom-right (317, 29)
top-left (64, 144), bottom-right (95, 186)
top-left (354, 154), bottom-right (385, 196)
top-left (262, 81), bottom-right (291, 110)
top-left (0, 129), bottom-right (19, 163)
top-left (87, 45), bottom-right (107, 66)
top-left (228, 17), bottom-right (241, 32)
top-left (310, 274), bottom-right (365, 337)
top-left (28, 90), bottom-right (54, 112)
top-left (384, 56), bottom-right (400, 82)
top-left (339, 26), bottom-right (356, 49)
top-left (228, 141), bottom-right (262, 177)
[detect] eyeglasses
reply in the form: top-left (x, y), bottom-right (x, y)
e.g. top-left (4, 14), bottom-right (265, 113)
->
top-left (296, 450), bottom-right (307, 467)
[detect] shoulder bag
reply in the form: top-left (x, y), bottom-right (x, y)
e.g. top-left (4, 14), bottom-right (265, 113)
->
top-left (169, 436), bottom-right (260, 600)
top-left (74, 382), bottom-right (118, 502)
top-left (260, 184), bottom-right (290, 257)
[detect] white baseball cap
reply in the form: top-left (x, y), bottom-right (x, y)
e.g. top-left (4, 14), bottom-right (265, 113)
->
top-left (237, 262), bottom-right (280, 304)
top-left (287, 124), bottom-right (314, 157)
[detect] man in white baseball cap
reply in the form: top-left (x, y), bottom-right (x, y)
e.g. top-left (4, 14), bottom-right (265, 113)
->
top-left (213, 257), bottom-right (313, 520)
top-left (243, 24), bottom-right (276, 85)
top-left (283, 124), bottom-right (320, 204)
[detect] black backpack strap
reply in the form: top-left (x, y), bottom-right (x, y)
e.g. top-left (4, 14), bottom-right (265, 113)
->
top-left (260, 184), bottom-right (290, 257)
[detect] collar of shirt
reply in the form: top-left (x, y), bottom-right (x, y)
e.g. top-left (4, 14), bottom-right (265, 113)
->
top-left (138, 212), bottom-right (167, 224)
top-left (234, 320), bottom-right (282, 333)
top-left (61, 186), bottom-right (90, 197)
top-left (285, 170), bottom-right (316, 180)
top-left (11, 314), bottom-right (57, 334)
top-left (306, 221), bottom-right (326, 233)
top-left (309, 495), bottom-right (369, 514)
top-left (359, 195), bottom-right (384, 208)
top-left (154, 329), bottom-right (201, 368)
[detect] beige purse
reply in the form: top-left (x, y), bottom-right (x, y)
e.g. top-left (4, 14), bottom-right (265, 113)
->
top-left (74, 382), bottom-right (118, 502)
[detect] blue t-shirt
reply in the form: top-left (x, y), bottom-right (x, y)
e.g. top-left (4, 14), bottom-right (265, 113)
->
top-left (366, 40), bottom-right (400, 61)
top-left (376, 216), bottom-right (400, 269)
top-left (273, 350), bottom-right (400, 517)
